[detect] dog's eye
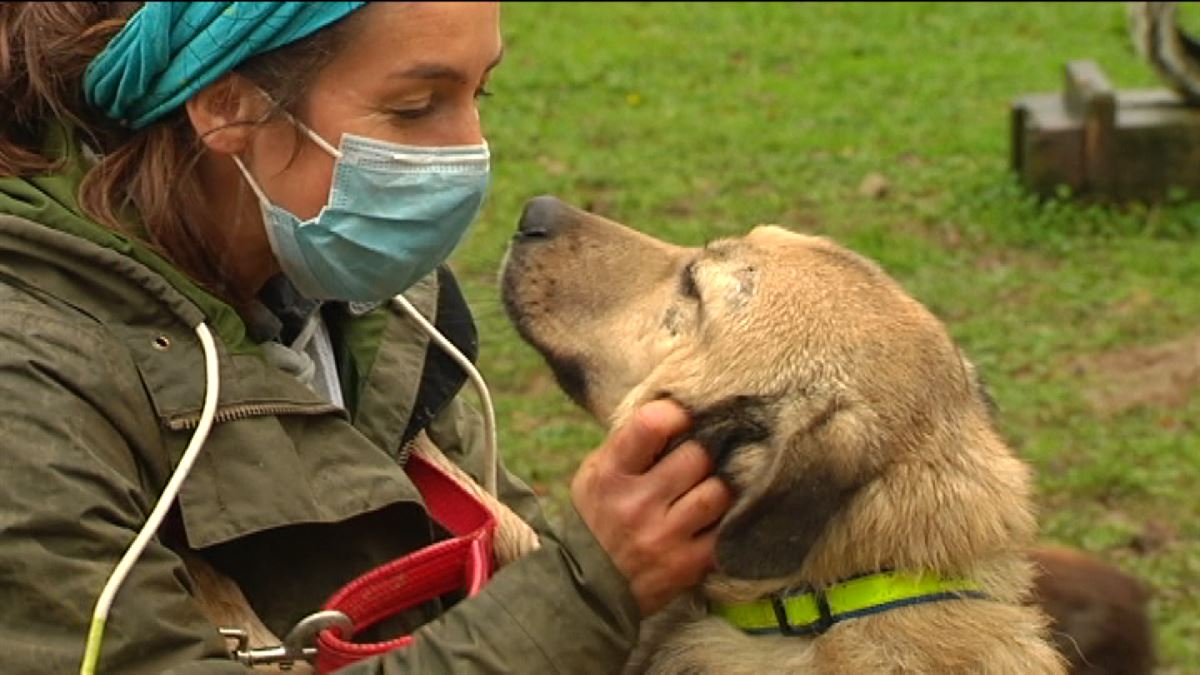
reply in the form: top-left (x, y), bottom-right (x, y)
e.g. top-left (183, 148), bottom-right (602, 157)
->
top-left (680, 261), bottom-right (701, 300)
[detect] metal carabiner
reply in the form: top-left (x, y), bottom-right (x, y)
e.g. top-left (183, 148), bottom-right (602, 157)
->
top-left (220, 610), bottom-right (353, 670)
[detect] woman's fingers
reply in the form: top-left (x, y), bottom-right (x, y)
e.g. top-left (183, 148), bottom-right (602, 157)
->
top-left (667, 474), bottom-right (733, 538)
top-left (570, 400), bottom-right (733, 616)
top-left (604, 399), bottom-right (692, 475)
top-left (647, 439), bottom-right (714, 502)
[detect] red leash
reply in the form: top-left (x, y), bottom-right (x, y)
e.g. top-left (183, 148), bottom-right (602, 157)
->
top-left (314, 452), bottom-right (497, 673)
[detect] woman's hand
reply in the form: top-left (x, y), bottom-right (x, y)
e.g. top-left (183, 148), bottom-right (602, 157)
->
top-left (570, 399), bottom-right (733, 616)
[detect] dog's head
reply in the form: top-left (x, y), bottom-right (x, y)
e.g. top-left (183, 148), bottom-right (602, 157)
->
top-left (501, 196), bottom-right (1034, 586)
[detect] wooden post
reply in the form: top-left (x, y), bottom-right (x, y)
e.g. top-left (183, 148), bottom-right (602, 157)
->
top-left (1011, 59), bottom-right (1200, 202)
top-left (1063, 61), bottom-right (1115, 195)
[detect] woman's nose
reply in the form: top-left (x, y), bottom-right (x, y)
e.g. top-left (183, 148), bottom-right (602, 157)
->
top-left (451, 101), bottom-right (485, 146)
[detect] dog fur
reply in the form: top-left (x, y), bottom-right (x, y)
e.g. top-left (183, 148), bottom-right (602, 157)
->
top-left (501, 196), bottom-right (1068, 674)
top-left (1028, 545), bottom-right (1155, 675)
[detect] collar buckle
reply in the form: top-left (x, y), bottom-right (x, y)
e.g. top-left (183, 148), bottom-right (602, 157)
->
top-left (769, 595), bottom-right (795, 635)
top-left (812, 588), bottom-right (835, 634)
top-left (771, 588), bottom-right (835, 636)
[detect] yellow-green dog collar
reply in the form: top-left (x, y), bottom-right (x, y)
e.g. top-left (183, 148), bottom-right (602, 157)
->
top-left (710, 571), bottom-right (987, 636)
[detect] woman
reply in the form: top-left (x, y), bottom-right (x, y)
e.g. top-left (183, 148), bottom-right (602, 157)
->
top-left (0, 2), bottom-right (731, 673)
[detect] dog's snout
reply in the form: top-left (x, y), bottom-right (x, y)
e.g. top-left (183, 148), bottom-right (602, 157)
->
top-left (516, 195), bottom-right (569, 240)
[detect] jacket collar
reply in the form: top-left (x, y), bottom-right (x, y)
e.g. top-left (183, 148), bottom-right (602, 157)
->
top-left (0, 123), bottom-right (254, 352)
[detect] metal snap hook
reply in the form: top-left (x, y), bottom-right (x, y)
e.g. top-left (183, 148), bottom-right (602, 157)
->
top-left (284, 609), bottom-right (354, 659)
top-left (220, 610), bottom-right (352, 669)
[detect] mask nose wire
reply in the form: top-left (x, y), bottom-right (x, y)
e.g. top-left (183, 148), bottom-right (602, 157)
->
top-left (391, 293), bottom-right (498, 497)
top-left (80, 322), bottom-right (222, 675)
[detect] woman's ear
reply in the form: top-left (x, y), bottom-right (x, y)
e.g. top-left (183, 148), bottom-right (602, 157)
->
top-left (184, 73), bottom-right (271, 156)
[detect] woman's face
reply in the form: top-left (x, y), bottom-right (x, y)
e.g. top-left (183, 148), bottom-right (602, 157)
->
top-left (249, 2), bottom-right (503, 221)
top-left (191, 2), bottom-right (502, 296)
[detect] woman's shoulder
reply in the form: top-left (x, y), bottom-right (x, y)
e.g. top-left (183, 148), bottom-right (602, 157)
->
top-left (0, 271), bottom-right (125, 359)
top-left (0, 268), bottom-right (154, 401)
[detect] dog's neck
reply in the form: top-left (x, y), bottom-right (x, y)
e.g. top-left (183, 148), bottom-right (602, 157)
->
top-left (705, 569), bottom-right (989, 640)
top-left (703, 570), bottom-right (869, 605)
top-left (705, 439), bottom-right (1039, 606)
top-left (703, 553), bottom-right (1031, 611)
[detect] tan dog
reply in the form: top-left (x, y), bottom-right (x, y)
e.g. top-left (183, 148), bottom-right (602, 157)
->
top-left (501, 196), bottom-right (1067, 674)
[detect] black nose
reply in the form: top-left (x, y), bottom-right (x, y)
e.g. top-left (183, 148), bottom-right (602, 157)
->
top-left (516, 195), bottom-right (568, 240)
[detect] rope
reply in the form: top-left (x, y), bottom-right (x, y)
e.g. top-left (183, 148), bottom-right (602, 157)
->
top-left (409, 432), bottom-right (541, 565)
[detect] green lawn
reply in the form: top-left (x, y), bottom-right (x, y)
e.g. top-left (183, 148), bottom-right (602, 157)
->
top-left (449, 3), bottom-right (1200, 671)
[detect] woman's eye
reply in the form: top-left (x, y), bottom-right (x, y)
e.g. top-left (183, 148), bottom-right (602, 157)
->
top-left (389, 105), bottom-right (434, 120)
top-left (388, 88), bottom-right (490, 122)
top-left (387, 95), bottom-right (436, 120)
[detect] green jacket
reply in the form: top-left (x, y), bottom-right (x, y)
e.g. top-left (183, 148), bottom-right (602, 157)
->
top-left (0, 132), bottom-right (639, 674)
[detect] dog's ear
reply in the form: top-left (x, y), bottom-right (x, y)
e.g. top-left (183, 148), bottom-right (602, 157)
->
top-left (685, 395), bottom-right (774, 468)
top-left (713, 395), bottom-right (876, 580)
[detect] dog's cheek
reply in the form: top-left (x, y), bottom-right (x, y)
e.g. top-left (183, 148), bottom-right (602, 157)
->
top-left (717, 445), bottom-right (767, 488)
top-left (543, 352), bottom-right (590, 410)
top-left (686, 394), bottom-right (774, 468)
top-left (714, 467), bottom-right (862, 580)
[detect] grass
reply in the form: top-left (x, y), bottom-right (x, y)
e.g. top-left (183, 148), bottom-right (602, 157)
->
top-left (447, 3), bottom-right (1200, 671)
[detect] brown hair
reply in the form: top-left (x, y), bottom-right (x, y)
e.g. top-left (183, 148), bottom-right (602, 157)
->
top-left (0, 2), bottom-right (357, 304)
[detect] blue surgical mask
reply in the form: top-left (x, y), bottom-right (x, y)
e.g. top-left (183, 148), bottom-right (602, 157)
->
top-left (233, 121), bottom-right (490, 302)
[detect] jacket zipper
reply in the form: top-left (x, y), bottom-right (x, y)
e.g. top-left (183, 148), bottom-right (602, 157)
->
top-left (165, 402), bottom-right (343, 431)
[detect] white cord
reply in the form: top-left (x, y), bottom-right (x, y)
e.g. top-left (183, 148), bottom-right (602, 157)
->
top-left (80, 298), bottom-right (498, 671)
top-left (391, 293), bottom-right (498, 496)
top-left (290, 309), bottom-right (321, 353)
top-left (80, 323), bottom-right (221, 675)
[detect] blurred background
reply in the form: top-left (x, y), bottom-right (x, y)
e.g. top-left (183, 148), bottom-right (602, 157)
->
top-left (447, 3), bottom-right (1199, 670)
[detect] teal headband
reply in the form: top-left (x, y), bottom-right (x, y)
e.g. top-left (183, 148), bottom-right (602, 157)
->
top-left (83, 1), bottom-right (366, 130)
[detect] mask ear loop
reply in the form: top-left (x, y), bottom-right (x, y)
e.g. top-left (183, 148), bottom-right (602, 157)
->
top-left (255, 86), bottom-right (344, 159)
top-left (231, 155), bottom-right (273, 205)
top-left (294, 119), bottom-right (342, 158)
top-left (391, 293), bottom-right (498, 497)
top-left (230, 89), bottom-right (343, 201)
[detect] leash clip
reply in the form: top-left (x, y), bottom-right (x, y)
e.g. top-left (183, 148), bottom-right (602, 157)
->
top-left (220, 609), bottom-right (352, 669)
